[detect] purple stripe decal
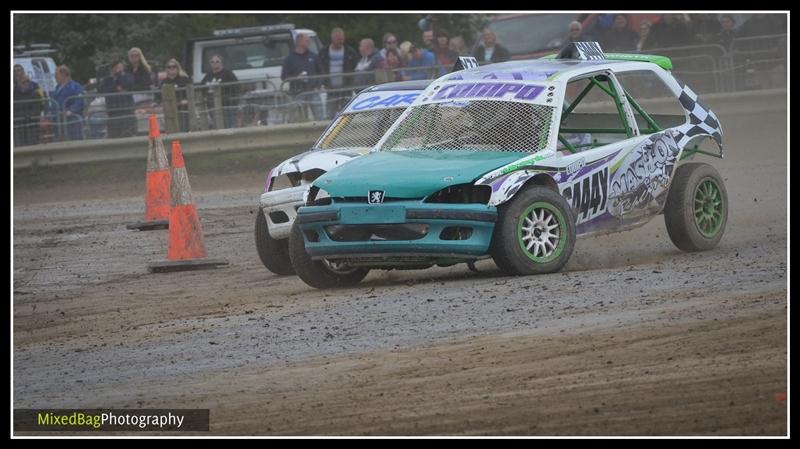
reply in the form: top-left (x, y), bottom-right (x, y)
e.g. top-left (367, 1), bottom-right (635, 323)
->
top-left (575, 212), bottom-right (621, 236)
top-left (490, 173), bottom-right (510, 192)
top-left (563, 150), bottom-right (622, 183)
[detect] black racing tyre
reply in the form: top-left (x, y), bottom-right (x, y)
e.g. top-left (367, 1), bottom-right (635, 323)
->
top-left (491, 186), bottom-right (576, 275)
top-left (254, 210), bottom-right (295, 275)
top-left (288, 222), bottom-right (369, 289)
top-left (664, 162), bottom-right (728, 252)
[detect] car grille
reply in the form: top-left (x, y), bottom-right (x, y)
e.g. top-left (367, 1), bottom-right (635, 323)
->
top-left (325, 224), bottom-right (429, 242)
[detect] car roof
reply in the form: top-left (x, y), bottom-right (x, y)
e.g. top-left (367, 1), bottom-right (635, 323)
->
top-left (448, 58), bottom-right (660, 84)
top-left (362, 79), bottom-right (433, 92)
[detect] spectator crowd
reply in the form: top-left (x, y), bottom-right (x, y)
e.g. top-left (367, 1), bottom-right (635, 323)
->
top-left (13, 13), bottom-right (787, 146)
top-left (570, 13), bottom-right (787, 52)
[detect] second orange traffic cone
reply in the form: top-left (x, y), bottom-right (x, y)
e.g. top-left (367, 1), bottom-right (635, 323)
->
top-left (167, 140), bottom-right (206, 260)
top-left (126, 115), bottom-right (170, 231)
top-left (148, 140), bottom-right (228, 273)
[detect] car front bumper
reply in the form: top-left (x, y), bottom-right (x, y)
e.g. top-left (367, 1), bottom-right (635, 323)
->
top-left (296, 201), bottom-right (497, 264)
top-left (259, 186), bottom-right (306, 240)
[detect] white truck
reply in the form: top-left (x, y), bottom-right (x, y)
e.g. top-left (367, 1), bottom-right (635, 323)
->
top-left (13, 44), bottom-right (58, 96)
top-left (183, 23), bottom-right (322, 89)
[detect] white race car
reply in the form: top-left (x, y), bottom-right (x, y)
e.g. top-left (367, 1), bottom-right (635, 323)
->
top-left (289, 43), bottom-right (728, 289)
top-left (255, 80), bottom-right (431, 274)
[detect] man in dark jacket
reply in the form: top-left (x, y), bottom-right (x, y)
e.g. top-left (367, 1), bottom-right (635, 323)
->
top-left (158, 58), bottom-right (192, 132)
top-left (200, 54), bottom-right (239, 129)
top-left (473, 28), bottom-right (511, 64)
top-left (282, 33), bottom-right (325, 120)
top-left (715, 14), bottom-right (738, 50)
top-left (14, 64), bottom-right (45, 146)
top-left (602, 14), bottom-right (638, 51)
top-left (643, 14), bottom-right (695, 50)
top-left (99, 60), bottom-right (137, 138)
top-left (352, 38), bottom-right (387, 88)
top-left (318, 27), bottom-right (358, 117)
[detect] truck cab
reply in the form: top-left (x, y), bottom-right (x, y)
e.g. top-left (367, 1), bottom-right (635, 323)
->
top-left (184, 23), bottom-right (322, 89)
top-left (13, 44), bottom-right (58, 96)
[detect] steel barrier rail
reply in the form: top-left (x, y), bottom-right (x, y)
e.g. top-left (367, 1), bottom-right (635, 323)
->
top-left (728, 34), bottom-right (788, 91)
top-left (668, 54), bottom-right (721, 94)
top-left (67, 88), bottom-right (164, 139)
top-left (13, 120), bottom-right (330, 169)
top-left (730, 33), bottom-right (788, 53)
top-left (634, 43), bottom-right (731, 92)
top-left (12, 97), bottom-right (61, 146)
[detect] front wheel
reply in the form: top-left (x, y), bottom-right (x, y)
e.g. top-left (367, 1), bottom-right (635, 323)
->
top-left (288, 222), bottom-right (369, 289)
top-left (491, 186), bottom-right (576, 275)
top-left (254, 210), bottom-right (295, 275)
top-left (663, 162), bottom-right (728, 252)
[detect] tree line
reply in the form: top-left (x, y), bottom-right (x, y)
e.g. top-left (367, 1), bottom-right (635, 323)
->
top-left (13, 13), bottom-right (489, 83)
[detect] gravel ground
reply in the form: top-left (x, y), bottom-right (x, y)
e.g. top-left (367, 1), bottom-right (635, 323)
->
top-left (13, 98), bottom-right (788, 436)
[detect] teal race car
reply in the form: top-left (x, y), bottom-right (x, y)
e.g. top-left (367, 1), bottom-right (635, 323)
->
top-left (289, 43), bottom-right (728, 289)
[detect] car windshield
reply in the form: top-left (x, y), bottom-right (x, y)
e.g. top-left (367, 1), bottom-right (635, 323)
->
top-left (314, 107), bottom-right (408, 151)
top-left (380, 100), bottom-right (554, 153)
top-left (489, 14), bottom-right (575, 56)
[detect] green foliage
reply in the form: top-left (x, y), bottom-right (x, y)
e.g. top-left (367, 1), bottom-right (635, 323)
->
top-left (14, 13), bottom-right (489, 83)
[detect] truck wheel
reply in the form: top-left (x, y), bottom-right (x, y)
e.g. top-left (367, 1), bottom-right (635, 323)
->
top-left (491, 186), bottom-right (576, 275)
top-left (664, 162), bottom-right (728, 252)
top-left (289, 222), bottom-right (369, 289)
top-left (255, 210), bottom-right (295, 275)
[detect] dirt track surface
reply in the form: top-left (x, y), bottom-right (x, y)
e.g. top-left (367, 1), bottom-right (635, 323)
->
top-left (13, 99), bottom-right (788, 435)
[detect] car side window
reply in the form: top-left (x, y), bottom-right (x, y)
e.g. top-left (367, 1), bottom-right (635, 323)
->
top-left (558, 74), bottom-right (632, 154)
top-left (613, 70), bottom-right (687, 133)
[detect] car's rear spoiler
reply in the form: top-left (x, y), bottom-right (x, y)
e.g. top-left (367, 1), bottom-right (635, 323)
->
top-left (542, 44), bottom-right (674, 71)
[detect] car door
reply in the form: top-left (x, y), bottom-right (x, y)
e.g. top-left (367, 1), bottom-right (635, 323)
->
top-left (555, 69), bottom-right (651, 233)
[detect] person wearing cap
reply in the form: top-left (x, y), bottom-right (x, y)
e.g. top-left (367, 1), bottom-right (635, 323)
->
top-left (98, 59), bottom-right (136, 138)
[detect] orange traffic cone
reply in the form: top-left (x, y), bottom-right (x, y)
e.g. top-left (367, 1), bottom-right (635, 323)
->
top-left (148, 140), bottom-right (228, 273)
top-left (126, 115), bottom-right (170, 231)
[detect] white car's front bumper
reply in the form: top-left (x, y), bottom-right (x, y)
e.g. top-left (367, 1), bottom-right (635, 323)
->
top-left (259, 186), bottom-right (306, 240)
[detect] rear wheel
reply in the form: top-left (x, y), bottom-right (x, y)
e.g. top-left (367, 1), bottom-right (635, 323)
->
top-left (289, 222), bottom-right (369, 289)
top-left (254, 210), bottom-right (295, 275)
top-left (664, 162), bottom-right (728, 252)
top-left (491, 186), bottom-right (576, 275)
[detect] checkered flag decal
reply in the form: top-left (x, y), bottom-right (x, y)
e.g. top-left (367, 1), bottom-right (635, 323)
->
top-left (574, 42), bottom-right (606, 60)
top-left (672, 78), bottom-right (723, 148)
top-left (453, 56), bottom-right (479, 71)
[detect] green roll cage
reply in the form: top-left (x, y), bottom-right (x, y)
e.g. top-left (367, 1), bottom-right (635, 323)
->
top-left (557, 74), bottom-right (722, 160)
top-left (557, 75), bottom-right (661, 154)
